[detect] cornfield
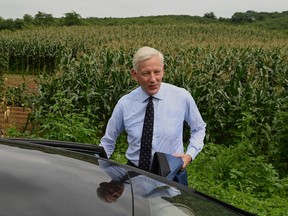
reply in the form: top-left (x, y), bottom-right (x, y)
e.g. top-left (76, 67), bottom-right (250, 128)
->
top-left (0, 23), bottom-right (287, 215)
top-left (0, 22), bottom-right (287, 160)
top-left (0, 24), bottom-right (287, 73)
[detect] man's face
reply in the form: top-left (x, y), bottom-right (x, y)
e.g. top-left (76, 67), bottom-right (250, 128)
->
top-left (132, 55), bottom-right (164, 96)
top-left (99, 181), bottom-right (124, 203)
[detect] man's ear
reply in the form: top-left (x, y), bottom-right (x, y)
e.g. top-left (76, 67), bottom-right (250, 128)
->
top-left (131, 69), bottom-right (138, 82)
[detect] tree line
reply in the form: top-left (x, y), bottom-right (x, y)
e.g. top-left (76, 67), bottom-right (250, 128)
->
top-left (0, 10), bottom-right (288, 31)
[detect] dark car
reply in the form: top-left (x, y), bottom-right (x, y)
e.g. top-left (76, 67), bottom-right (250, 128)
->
top-left (0, 138), bottom-right (254, 216)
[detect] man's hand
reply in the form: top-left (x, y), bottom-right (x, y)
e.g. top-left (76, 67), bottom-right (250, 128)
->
top-left (173, 153), bottom-right (192, 170)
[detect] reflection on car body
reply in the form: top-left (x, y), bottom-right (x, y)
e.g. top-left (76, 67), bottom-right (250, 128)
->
top-left (0, 138), bottom-right (254, 216)
top-left (97, 160), bottom-right (189, 215)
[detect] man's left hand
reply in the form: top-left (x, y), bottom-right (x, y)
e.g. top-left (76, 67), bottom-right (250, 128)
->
top-left (173, 153), bottom-right (192, 170)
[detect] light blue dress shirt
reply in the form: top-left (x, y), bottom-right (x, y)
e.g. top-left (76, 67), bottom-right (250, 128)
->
top-left (100, 82), bottom-right (206, 166)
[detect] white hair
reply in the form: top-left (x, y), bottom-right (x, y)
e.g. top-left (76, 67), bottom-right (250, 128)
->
top-left (132, 46), bottom-right (164, 72)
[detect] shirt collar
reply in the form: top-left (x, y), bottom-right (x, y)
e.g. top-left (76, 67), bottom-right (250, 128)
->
top-left (138, 83), bottom-right (165, 102)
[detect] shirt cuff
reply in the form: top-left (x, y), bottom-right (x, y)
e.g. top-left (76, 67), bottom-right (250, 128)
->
top-left (186, 148), bottom-right (198, 162)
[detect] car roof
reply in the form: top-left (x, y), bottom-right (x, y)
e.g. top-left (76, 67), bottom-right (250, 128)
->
top-left (0, 138), bottom-right (254, 216)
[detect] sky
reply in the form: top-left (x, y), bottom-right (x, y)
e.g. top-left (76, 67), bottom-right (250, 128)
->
top-left (1, 0), bottom-right (288, 19)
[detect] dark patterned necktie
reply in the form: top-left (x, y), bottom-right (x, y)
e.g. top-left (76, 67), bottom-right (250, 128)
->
top-left (139, 96), bottom-right (154, 171)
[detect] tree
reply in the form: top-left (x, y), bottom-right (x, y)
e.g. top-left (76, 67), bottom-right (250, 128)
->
top-left (14, 18), bottom-right (24, 29)
top-left (204, 12), bottom-right (217, 20)
top-left (34, 11), bottom-right (54, 26)
top-left (245, 10), bottom-right (257, 21)
top-left (0, 18), bottom-right (18, 31)
top-left (63, 11), bottom-right (82, 26)
top-left (23, 14), bottom-right (34, 23)
top-left (231, 11), bottom-right (256, 23)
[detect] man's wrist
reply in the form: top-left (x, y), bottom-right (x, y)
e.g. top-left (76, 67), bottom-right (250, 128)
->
top-left (185, 154), bottom-right (193, 163)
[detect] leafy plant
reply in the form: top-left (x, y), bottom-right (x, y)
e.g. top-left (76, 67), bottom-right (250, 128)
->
top-left (1, 22), bottom-right (287, 215)
top-left (188, 142), bottom-right (288, 215)
top-left (34, 112), bottom-right (101, 144)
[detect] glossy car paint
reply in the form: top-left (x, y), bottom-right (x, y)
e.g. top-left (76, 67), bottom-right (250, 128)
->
top-left (0, 139), bottom-right (253, 216)
top-left (0, 142), bottom-right (135, 216)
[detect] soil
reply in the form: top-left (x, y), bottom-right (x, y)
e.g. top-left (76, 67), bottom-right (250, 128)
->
top-left (0, 74), bottom-right (38, 135)
top-left (3, 74), bottom-right (38, 93)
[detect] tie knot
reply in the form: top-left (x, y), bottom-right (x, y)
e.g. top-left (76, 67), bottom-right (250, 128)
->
top-left (148, 96), bottom-right (153, 101)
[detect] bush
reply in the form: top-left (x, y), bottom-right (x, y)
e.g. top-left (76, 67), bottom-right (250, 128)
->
top-left (188, 142), bottom-right (288, 215)
top-left (34, 112), bottom-right (101, 144)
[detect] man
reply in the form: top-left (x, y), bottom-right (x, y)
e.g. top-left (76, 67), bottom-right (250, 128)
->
top-left (97, 160), bottom-right (180, 203)
top-left (99, 46), bottom-right (206, 184)
top-left (96, 161), bottom-right (188, 216)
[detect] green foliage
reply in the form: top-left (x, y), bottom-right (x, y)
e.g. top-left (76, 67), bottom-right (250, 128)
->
top-left (0, 21), bottom-right (287, 215)
top-left (5, 126), bottom-right (33, 138)
top-left (232, 11), bottom-right (256, 23)
top-left (1, 82), bottom-right (35, 107)
top-left (33, 52), bottom-right (136, 131)
top-left (110, 133), bottom-right (128, 164)
top-left (23, 14), bottom-right (33, 23)
top-left (246, 11), bottom-right (288, 31)
top-left (188, 143), bottom-right (288, 215)
top-left (34, 11), bottom-right (54, 26)
top-left (0, 23), bottom-right (286, 74)
top-left (23, 65), bottom-right (103, 143)
top-left (0, 62), bottom-right (3, 91)
top-left (0, 18), bottom-right (25, 31)
top-left (0, 35), bottom-right (64, 74)
top-left (204, 12), bottom-right (217, 20)
top-left (0, 11), bottom-right (288, 31)
top-left (163, 47), bottom-right (287, 163)
top-left (34, 112), bottom-right (100, 144)
top-left (269, 101), bottom-right (288, 176)
top-left (63, 11), bottom-right (82, 26)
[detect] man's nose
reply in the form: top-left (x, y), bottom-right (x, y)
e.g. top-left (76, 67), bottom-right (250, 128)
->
top-left (149, 73), bottom-right (157, 82)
